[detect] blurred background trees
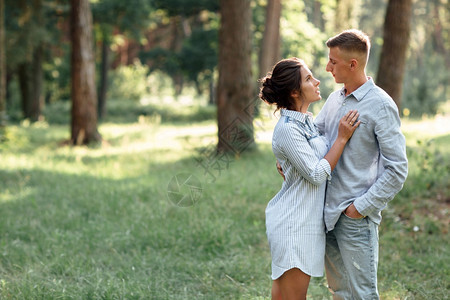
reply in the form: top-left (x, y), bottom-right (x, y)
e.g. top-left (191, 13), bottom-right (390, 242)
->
top-left (0, 0), bottom-right (6, 128)
top-left (376, 0), bottom-right (413, 110)
top-left (1, 0), bottom-right (449, 146)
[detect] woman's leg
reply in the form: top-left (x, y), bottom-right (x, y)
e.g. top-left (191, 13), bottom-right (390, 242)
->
top-left (271, 280), bottom-right (282, 300)
top-left (273, 268), bottom-right (311, 300)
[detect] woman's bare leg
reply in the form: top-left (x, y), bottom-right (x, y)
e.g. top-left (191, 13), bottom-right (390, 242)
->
top-left (274, 268), bottom-right (311, 300)
top-left (272, 280), bottom-right (282, 300)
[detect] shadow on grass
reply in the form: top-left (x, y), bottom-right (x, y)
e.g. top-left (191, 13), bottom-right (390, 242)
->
top-left (1, 131), bottom-right (449, 298)
top-left (0, 149), bottom-right (275, 298)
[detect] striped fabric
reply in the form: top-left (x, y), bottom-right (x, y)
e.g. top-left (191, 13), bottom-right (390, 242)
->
top-left (266, 109), bottom-right (331, 279)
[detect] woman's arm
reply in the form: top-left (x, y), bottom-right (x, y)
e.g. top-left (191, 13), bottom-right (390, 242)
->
top-left (276, 110), bottom-right (360, 180)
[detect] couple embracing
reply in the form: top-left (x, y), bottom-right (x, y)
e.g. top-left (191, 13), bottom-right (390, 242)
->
top-left (259, 29), bottom-right (408, 299)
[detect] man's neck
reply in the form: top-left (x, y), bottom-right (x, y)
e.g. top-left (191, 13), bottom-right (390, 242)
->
top-left (344, 73), bottom-right (368, 96)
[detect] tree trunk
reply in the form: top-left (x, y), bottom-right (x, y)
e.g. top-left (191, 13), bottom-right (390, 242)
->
top-left (335, 0), bottom-right (360, 31)
top-left (376, 0), bottom-right (412, 111)
top-left (18, 48), bottom-right (44, 122)
top-left (18, 63), bottom-right (32, 119)
top-left (30, 44), bottom-right (44, 122)
top-left (208, 77), bottom-right (215, 105)
top-left (259, 0), bottom-right (281, 79)
top-left (0, 0), bottom-right (6, 126)
top-left (28, 0), bottom-right (44, 122)
top-left (98, 33), bottom-right (110, 120)
top-left (217, 0), bottom-right (254, 154)
top-left (313, 0), bottom-right (324, 31)
top-left (70, 0), bottom-right (101, 145)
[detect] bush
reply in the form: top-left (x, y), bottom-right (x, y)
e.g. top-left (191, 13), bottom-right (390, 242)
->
top-left (108, 61), bottom-right (149, 102)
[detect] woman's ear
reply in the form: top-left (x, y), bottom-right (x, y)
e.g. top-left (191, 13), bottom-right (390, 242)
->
top-left (290, 90), bottom-right (300, 99)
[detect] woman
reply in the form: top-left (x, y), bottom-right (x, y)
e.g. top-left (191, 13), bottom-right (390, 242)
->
top-left (259, 58), bottom-right (360, 300)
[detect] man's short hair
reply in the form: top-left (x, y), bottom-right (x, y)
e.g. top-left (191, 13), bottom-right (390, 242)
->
top-left (326, 29), bottom-right (370, 62)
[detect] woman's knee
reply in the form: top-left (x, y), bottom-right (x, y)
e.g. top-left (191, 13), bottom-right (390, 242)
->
top-left (278, 268), bottom-right (311, 300)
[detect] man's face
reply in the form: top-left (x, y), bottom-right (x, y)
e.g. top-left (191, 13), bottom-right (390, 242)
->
top-left (326, 47), bottom-right (351, 84)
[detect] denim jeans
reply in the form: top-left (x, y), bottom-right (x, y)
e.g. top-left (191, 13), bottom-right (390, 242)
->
top-left (325, 213), bottom-right (379, 300)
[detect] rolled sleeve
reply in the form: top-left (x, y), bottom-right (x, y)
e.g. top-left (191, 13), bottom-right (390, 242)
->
top-left (278, 124), bottom-right (331, 186)
top-left (353, 102), bottom-right (408, 216)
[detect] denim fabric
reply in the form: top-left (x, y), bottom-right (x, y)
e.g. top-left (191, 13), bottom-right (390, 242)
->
top-left (315, 78), bottom-right (408, 231)
top-left (325, 213), bottom-right (379, 300)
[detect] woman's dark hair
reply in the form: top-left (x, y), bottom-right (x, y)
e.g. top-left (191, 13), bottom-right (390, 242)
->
top-left (259, 57), bottom-right (304, 111)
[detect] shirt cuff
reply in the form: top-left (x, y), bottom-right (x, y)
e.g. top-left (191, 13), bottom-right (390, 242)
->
top-left (320, 158), bottom-right (332, 181)
top-left (353, 196), bottom-right (373, 217)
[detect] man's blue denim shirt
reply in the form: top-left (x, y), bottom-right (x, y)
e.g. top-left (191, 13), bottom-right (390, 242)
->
top-left (315, 78), bottom-right (408, 231)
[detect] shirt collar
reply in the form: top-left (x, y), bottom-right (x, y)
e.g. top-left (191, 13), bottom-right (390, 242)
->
top-left (281, 109), bottom-right (313, 123)
top-left (339, 77), bottom-right (375, 101)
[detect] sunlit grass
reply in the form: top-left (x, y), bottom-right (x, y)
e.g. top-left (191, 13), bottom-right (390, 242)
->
top-left (0, 111), bottom-right (448, 299)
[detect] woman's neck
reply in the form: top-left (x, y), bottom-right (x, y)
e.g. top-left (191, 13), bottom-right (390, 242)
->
top-left (291, 102), bottom-right (309, 113)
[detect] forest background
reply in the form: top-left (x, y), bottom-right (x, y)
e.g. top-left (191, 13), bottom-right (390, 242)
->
top-left (0, 0), bottom-right (449, 299)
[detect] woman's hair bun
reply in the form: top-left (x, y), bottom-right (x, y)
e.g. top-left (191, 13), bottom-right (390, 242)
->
top-left (259, 57), bottom-right (303, 110)
top-left (262, 77), bottom-right (272, 87)
top-left (259, 76), bottom-right (277, 105)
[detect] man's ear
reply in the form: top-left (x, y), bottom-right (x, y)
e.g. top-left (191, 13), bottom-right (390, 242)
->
top-left (350, 59), bottom-right (358, 71)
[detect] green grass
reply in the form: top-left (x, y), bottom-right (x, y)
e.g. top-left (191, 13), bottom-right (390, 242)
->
top-left (0, 110), bottom-right (449, 299)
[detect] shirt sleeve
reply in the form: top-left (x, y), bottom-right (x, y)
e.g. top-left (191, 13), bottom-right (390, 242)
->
top-left (276, 122), bottom-right (331, 186)
top-left (353, 101), bottom-right (409, 216)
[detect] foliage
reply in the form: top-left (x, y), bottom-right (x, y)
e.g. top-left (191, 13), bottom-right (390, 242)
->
top-left (43, 49), bottom-right (72, 104)
top-left (153, 0), bottom-right (219, 16)
top-left (139, 8), bottom-right (219, 95)
top-left (179, 28), bottom-right (218, 87)
top-left (41, 94), bottom-right (216, 125)
top-left (402, 43), bottom-right (449, 117)
top-left (3, 0), bottom-right (450, 122)
top-left (102, 100), bottom-right (216, 124)
top-left (399, 0), bottom-right (450, 116)
top-left (108, 61), bottom-right (150, 102)
top-left (92, 0), bottom-right (154, 38)
top-left (141, 47), bottom-right (180, 78)
top-left (41, 99), bottom-right (70, 125)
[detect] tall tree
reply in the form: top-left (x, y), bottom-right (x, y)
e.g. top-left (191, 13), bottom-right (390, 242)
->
top-left (217, 0), bottom-right (254, 153)
top-left (335, 0), bottom-right (360, 31)
top-left (259, 0), bottom-right (282, 79)
top-left (11, 0), bottom-right (45, 122)
top-left (70, 0), bottom-right (101, 145)
top-left (376, 0), bottom-right (413, 110)
top-left (0, 0), bottom-right (5, 127)
top-left (92, 0), bottom-right (154, 119)
top-left (97, 26), bottom-right (111, 120)
top-left (29, 0), bottom-right (44, 122)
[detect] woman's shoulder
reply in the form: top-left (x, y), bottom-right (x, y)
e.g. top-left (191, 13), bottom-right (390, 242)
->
top-left (274, 116), bottom-right (318, 141)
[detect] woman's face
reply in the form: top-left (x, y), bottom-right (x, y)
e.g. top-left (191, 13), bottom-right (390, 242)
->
top-left (299, 66), bottom-right (321, 104)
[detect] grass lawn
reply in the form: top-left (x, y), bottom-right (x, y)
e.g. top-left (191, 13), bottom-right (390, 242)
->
top-left (0, 107), bottom-right (448, 299)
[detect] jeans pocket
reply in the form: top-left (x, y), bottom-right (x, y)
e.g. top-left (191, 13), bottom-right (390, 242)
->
top-left (342, 212), bottom-right (364, 220)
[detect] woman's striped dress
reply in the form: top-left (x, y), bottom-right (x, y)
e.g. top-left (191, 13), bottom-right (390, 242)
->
top-left (266, 109), bottom-right (331, 279)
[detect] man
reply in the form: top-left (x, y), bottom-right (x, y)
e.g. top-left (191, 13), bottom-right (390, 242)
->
top-left (278, 29), bottom-right (408, 299)
top-left (316, 29), bottom-right (408, 299)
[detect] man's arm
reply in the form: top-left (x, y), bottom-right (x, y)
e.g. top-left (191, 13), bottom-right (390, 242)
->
top-left (352, 103), bottom-right (408, 217)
